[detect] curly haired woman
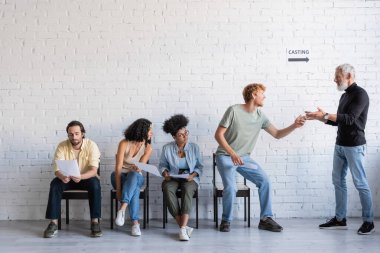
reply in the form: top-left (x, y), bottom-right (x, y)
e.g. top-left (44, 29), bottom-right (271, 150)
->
top-left (159, 114), bottom-right (203, 241)
top-left (111, 118), bottom-right (153, 236)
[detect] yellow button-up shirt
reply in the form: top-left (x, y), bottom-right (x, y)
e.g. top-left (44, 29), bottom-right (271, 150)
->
top-left (53, 138), bottom-right (100, 175)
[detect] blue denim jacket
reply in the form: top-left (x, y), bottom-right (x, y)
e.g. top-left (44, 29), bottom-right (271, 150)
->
top-left (159, 141), bottom-right (203, 185)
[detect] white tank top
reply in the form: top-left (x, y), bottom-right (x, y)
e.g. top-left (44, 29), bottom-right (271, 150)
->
top-left (122, 141), bottom-right (145, 173)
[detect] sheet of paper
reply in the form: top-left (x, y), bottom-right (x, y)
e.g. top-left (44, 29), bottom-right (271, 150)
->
top-left (170, 173), bottom-right (190, 179)
top-left (134, 162), bottom-right (162, 177)
top-left (55, 160), bottom-right (81, 177)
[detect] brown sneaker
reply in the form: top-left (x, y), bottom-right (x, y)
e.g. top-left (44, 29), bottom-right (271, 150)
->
top-left (91, 222), bottom-right (102, 237)
top-left (258, 217), bottom-right (283, 232)
top-left (219, 220), bottom-right (231, 232)
top-left (43, 222), bottom-right (58, 238)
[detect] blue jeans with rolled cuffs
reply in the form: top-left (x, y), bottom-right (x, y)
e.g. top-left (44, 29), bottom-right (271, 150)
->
top-left (111, 171), bottom-right (144, 222)
top-left (216, 154), bottom-right (273, 222)
top-left (333, 144), bottom-right (374, 222)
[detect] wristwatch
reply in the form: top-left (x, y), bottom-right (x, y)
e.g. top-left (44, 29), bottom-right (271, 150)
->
top-left (323, 113), bottom-right (329, 120)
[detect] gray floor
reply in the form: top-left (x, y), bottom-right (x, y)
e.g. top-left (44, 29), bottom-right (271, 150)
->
top-left (0, 218), bottom-right (378, 253)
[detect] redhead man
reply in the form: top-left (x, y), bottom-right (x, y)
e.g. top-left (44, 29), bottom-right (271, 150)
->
top-left (215, 83), bottom-right (305, 232)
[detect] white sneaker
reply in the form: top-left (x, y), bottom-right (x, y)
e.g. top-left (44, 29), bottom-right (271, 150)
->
top-left (179, 227), bottom-right (189, 241)
top-left (131, 224), bottom-right (141, 236)
top-left (115, 209), bottom-right (125, 226)
top-left (186, 226), bottom-right (193, 238)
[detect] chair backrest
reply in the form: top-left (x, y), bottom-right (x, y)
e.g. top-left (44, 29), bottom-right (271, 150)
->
top-left (212, 153), bottom-right (247, 186)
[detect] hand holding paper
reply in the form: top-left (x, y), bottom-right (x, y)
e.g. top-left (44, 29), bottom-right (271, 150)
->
top-left (170, 173), bottom-right (190, 179)
top-left (133, 162), bottom-right (162, 177)
top-left (71, 175), bottom-right (82, 183)
top-left (56, 160), bottom-right (81, 177)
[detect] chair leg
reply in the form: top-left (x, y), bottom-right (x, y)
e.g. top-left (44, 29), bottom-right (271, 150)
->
top-left (110, 192), bottom-right (114, 230)
top-left (143, 195), bottom-right (146, 229)
top-left (58, 216), bottom-right (61, 230)
top-left (244, 197), bottom-right (249, 221)
top-left (115, 199), bottom-right (118, 219)
top-left (114, 199), bottom-right (118, 228)
top-left (165, 200), bottom-right (168, 223)
top-left (66, 199), bottom-right (69, 224)
top-left (162, 196), bottom-right (166, 229)
top-left (248, 194), bottom-right (251, 227)
top-left (196, 194), bottom-right (199, 229)
top-left (213, 195), bottom-right (216, 222)
top-left (215, 197), bottom-right (219, 228)
top-left (147, 193), bottom-right (149, 224)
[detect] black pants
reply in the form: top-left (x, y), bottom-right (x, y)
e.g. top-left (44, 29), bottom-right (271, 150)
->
top-left (45, 177), bottom-right (101, 219)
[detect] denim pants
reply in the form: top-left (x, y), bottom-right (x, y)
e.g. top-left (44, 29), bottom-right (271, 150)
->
top-left (216, 154), bottom-right (273, 222)
top-left (45, 177), bottom-right (102, 219)
top-left (333, 144), bottom-right (374, 222)
top-left (111, 171), bottom-right (144, 221)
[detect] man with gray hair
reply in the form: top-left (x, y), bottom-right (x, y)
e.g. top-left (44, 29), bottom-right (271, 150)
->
top-left (306, 64), bottom-right (374, 235)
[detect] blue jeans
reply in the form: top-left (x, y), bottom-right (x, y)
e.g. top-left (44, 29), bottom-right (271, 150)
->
top-left (216, 154), bottom-right (273, 222)
top-left (333, 144), bottom-right (374, 222)
top-left (45, 177), bottom-right (101, 219)
top-left (111, 171), bottom-right (144, 222)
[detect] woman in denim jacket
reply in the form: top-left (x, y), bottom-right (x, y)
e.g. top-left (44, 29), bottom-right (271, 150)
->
top-left (159, 114), bottom-right (203, 241)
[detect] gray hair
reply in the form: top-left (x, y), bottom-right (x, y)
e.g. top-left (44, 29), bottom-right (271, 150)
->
top-left (336, 63), bottom-right (355, 80)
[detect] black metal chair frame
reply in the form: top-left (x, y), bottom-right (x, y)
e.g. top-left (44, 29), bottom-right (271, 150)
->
top-left (110, 172), bottom-right (149, 229)
top-left (213, 153), bottom-right (250, 228)
top-left (58, 167), bottom-right (100, 230)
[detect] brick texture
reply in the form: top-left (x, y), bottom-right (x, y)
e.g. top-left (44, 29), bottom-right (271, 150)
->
top-left (0, 0), bottom-right (379, 220)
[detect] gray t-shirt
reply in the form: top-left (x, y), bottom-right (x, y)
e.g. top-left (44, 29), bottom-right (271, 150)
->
top-left (216, 104), bottom-right (271, 156)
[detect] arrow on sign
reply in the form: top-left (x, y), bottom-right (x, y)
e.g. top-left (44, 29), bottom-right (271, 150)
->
top-left (288, 57), bottom-right (309, 62)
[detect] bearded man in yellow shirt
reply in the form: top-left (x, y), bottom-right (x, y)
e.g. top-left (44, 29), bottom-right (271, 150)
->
top-left (43, 120), bottom-right (102, 238)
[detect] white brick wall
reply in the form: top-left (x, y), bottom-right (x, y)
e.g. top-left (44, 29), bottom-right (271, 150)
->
top-left (0, 0), bottom-right (379, 221)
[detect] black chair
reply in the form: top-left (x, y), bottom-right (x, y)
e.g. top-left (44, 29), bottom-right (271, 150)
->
top-left (110, 171), bottom-right (149, 229)
top-left (58, 167), bottom-right (100, 230)
top-left (162, 187), bottom-right (199, 229)
top-left (213, 153), bottom-right (250, 228)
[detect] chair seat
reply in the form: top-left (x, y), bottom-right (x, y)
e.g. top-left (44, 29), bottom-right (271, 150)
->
top-left (62, 190), bottom-right (88, 193)
top-left (214, 183), bottom-right (250, 191)
top-left (62, 190), bottom-right (89, 199)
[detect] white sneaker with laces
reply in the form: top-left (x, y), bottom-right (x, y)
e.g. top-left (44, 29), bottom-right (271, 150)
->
top-left (186, 226), bottom-right (193, 238)
top-left (179, 227), bottom-right (189, 241)
top-left (131, 224), bottom-right (141, 236)
top-left (115, 209), bottom-right (125, 226)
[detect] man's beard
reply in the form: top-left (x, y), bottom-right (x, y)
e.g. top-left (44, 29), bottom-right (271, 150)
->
top-left (70, 139), bottom-right (82, 146)
top-left (337, 81), bottom-right (349, 91)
